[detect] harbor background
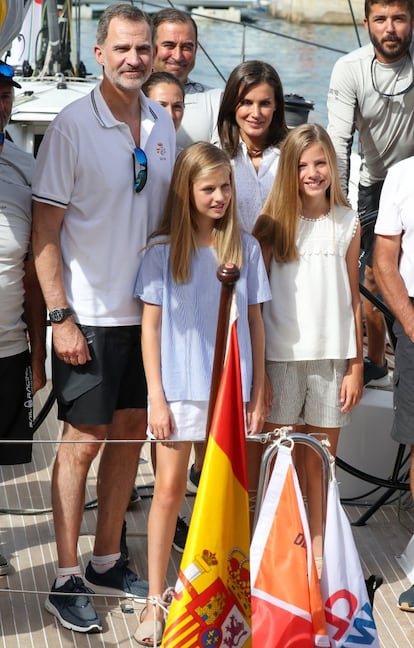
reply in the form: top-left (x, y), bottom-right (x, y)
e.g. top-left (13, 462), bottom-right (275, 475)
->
top-left (269, 0), bottom-right (365, 24)
top-left (77, 3), bottom-right (369, 126)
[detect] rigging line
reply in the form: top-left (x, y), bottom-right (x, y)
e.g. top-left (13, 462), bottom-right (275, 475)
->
top-left (348, 0), bottom-right (362, 48)
top-left (145, 0), bottom-right (348, 56)
top-left (190, 11), bottom-right (348, 55)
top-left (140, 0), bottom-right (346, 83)
top-left (131, 0), bottom-right (350, 88)
top-left (0, 486), bottom-right (155, 516)
top-left (196, 40), bottom-right (226, 83)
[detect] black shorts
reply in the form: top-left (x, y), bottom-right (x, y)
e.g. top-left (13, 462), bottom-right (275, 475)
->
top-left (391, 316), bottom-right (414, 446)
top-left (358, 181), bottom-right (384, 268)
top-left (0, 350), bottom-right (33, 464)
top-left (53, 325), bottom-right (147, 426)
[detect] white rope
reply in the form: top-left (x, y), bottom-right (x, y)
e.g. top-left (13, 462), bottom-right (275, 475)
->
top-left (0, 585), bottom-right (146, 603)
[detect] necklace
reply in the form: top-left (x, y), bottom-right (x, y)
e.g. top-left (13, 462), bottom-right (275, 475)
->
top-left (246, 146), bottom-right (264, 158)
top-left (300, 212), bottom-right (330, 222)
top-left (370, 52), bottom-right (414, 98)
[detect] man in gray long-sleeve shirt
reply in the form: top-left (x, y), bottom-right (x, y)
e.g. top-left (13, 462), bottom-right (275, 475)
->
top-left (327, 0), bottom-right (414, 387)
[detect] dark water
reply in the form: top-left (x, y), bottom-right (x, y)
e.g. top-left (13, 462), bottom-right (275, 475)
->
top-left (79, 5), bottom-right (369, 127)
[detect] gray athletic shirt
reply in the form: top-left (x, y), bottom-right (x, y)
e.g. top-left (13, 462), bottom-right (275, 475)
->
top-left (0, 140), bottom-right (33, 357)
top-left (327, 40), bottom-right (414, 192)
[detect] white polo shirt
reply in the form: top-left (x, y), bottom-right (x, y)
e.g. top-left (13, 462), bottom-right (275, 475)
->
top-left (177, 81), bottom-right (222, 148)
top-left (33, 85), bottom-right (175, 326)
top-left (375, 157), bottom-right (414, 297)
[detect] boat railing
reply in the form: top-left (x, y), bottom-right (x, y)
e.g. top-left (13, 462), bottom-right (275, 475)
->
top-left (26, 283), bottom-right (409, 523)
top-left (336, 284), bottom-right (411, 526)
top-left (251, 428), bottom-right (331, 534)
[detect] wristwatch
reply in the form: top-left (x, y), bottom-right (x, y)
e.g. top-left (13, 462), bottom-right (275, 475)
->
top-left (49, 307), bottom-right (73, 323)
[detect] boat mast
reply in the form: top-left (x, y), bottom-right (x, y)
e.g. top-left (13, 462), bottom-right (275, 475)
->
top-left (45, 0), bottom-right (62, 73)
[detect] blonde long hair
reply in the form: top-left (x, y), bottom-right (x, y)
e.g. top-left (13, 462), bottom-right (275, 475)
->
top-left (150, 142), bottom-right (242, 283)
top-left (253, 123), bottom-right (349, 263)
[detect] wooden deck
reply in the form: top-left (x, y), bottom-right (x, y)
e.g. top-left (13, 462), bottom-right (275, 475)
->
top-left (2, 380), bottom-right (414, 647)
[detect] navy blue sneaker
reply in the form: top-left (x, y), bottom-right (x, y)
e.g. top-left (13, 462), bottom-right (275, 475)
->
top-left (85, 558), bottom-right (148, 599)
top-left (363, 357), bottom-right (390, 387)
top-left (120, 519), bottom-right (129, 564)
top-left (399, 584), bottom-right (414, 611)
top-left (172, 516), bottom-right (189, 553)
top-left (129, 485), bottom-right (141, 507)
top-left (45, 576), bottom-right (102, 633)
top-left (187, 464), bottom-right (201, 494)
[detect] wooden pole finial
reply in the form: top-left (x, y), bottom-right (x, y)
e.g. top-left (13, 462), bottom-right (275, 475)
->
top-left (206, 263), bottom-right (240, 436)
top-left (216, 263), bottom-right (240, 285)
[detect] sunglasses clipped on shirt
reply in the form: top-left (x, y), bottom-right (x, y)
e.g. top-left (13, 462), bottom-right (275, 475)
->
top-left (0, 61), bottom-right (14, 78)
top-left (132, 146), bottom-right (148, 193)
top-left (0, 60), bottom-right (22, 89)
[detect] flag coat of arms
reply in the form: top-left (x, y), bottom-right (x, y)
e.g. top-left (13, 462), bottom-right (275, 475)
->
top-left (162, 319), bottom-right (251, 648)
top-left (320, 473), bottom-right (380, 648)
top-left (250, 444), bottom-right (329, 647)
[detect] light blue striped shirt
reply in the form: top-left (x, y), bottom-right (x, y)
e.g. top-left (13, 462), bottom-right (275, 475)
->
top-left (135, 232), bottom-right (271, 402)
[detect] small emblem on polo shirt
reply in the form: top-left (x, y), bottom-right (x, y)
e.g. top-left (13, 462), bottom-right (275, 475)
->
top-left (156, 142), bottom-right (167, 158)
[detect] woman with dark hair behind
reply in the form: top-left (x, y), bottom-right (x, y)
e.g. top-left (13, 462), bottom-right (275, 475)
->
top-left (142, 72), bottom-right (185, 135)
top-left (217, 59), bottom-right (288, 233)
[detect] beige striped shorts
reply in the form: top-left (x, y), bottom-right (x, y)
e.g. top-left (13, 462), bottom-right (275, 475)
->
top-left (266, 359), bottom-right (350, 429)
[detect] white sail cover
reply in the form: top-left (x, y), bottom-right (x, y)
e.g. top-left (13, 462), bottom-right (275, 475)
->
top-left (0, 0), bottom-right (25, 57)
top-left (8, 0), bottom-right (42, 69)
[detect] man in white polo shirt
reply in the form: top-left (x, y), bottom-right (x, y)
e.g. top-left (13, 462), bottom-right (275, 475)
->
top-left (374, 155), bottom-right (414, 613)
top-left (152, 8), bottom-right (222, 149)
top-left (32, 4), bottom-right (175, 634)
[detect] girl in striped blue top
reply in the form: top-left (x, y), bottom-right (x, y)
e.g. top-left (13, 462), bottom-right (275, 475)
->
top-left (133, 142), bottom-right (270, 645)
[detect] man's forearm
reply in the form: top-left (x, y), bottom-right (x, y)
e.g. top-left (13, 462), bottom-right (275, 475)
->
top-left (32, 200), bottom-right (68, 311)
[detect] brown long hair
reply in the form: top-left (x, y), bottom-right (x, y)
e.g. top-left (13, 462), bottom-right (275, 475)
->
top-left (218, 60), bottom-right (288, 159)
top-left (150, 142), bottom-right (242, 283)
top-left (253, 123), bottom-right (349, 263)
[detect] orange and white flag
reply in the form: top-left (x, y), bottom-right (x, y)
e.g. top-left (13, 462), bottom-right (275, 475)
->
top-left (251, 444), bottom-right (330, 647)
top-left (320, 472), bottom-right (380, 647)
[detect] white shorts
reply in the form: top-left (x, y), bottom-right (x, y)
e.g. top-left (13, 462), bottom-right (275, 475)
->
top-left (147, 400), bottom-right (208, 442)
top-left (266, 359), bottom-right (350, 429)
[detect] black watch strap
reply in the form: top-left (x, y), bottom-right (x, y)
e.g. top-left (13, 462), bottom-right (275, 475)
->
top-left (49, 307), bottom-right (73, 323)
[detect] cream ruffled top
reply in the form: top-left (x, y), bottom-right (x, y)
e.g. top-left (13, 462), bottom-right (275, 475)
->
top-left (263, 205), bottom-right (359, 361)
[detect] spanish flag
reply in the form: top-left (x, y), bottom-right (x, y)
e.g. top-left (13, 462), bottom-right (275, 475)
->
top-left (162, 318), bottom-right (251, 647)
top-left (250, 444), bottom-right (330, 647)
